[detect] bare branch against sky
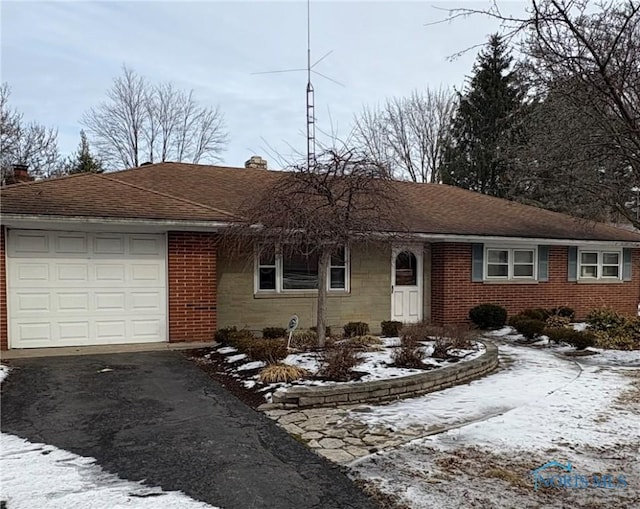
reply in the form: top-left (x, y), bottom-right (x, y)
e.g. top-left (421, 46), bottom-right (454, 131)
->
top-left (1, 1), bottom-right (519, 169)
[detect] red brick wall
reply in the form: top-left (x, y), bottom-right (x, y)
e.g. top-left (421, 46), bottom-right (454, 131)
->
top-left (168, 232), bottom-right (218, 342)
top-left (431, 243), bottom-right (639, 325)
top-left (0, 227), bottom-right (7, 350)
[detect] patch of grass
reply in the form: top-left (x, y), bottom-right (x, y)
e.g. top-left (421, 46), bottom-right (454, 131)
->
top-left (484, 467), bottom-right (530, 489)
top-left (352, 479), bottom-right (413, 509)
top-left (258, 363), bottom-right (309, 383)
top-left (615, 371), bottom-right (640, 406)
top-left (341, 335), bottom-right (383, 351)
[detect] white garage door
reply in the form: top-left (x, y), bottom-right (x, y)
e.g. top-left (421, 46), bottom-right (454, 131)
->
top-left (7, 230), bottom-right (167, 348)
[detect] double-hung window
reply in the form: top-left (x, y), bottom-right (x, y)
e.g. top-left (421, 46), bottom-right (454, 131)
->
top-left (579, 250), bottom-right (621, 280)
top-left (256, 245), bottom-right (349, 292)
top-left (485, 247), bottom-right (536, 280)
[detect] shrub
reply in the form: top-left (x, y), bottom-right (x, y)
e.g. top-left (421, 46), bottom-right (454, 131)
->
top-left (513, 319), bottom-right (546, 340)
top-left (469, 304), bottom-right (507, 329)
top-left (342, 335), bottom-right (383, 351)
top-left (215, 326), bottom-right (237, 344)
top-left (400, 321), bottom-right (440, 342)
top-left (593, 330), bottom-right (638, 350)
top-left (310, 325), bottom-right (332, 337)
top-left (520, 308), bottom-right (551, 321)
top-left (550, 306), bottom-right (575, 320)
top-left (507, 314), bottom-right (525, 328)
top-left (381, 320), bottom-right (403, 337)
top-left (262, 327), bottom-right (287, 339)
top-left (545, 315), bottom-right (572, 330)
top-left (343, 322), bottom-right (370, 338)
top-left (624, 318), bottom-right (640, 342)
top-left (226, 329), bottom-right (255, 350)
top-left (566, 331), bottom-right (596, 350)
top-left (443, 324), bottom-right (475, 350)
top-left (258, 363), bottom-right (309, 383)
top-left (318, 345), bottom-right (363, 381)
top-left (431, 337), bottom-right (454, 359)
top-left (586, 307), bottom-right (628, 332)
top-left (246, 338), bottom-right (288, 363)
top-left (544, 327), bottom-right (576, 344)
top-left (288, 330), bottom-right (319, 351)
top-left (392, 338), bottom-right (427, 368)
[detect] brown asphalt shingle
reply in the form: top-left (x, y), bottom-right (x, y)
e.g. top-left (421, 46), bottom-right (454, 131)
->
top-left (2, 161), bottom-right (639, 243)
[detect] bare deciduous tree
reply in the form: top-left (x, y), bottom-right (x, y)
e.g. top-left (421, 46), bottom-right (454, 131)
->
top-left (82, 66), bottom-right (228, 170)
top-left (440, 0), bottom-right (640, 226)
top-left (1, 83), bottom-right (60, 183)
top-left (353, 87), bottom-right (456, 183)
top-left (227, 147), bottom-right (402, 347)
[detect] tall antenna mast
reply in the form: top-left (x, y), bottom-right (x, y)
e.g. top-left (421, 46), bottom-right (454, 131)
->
top-left (306, 0), bottom-right (316, 170)
top-left (251, 0), bottom-right (343, 168)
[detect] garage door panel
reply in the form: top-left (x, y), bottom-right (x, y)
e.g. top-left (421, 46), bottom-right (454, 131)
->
top-left (130, 236), bottom-right (162, 255)
top-left (94, 264), bottom-right (126, 282)
top-left (57, 293), bottom-right (90, 312)
top-left (96, 320), bottom-right (127, 340)
top-left (55, 234), bottom-right (88, 254)
top-left (58, 321), bottom-right (90, 340)
top-left (94, 235), bottom-right (125, 255)
top-left (15, 322), bottom-right (51, 342)
top-left (16, 263), bottom-right (50, 282)
top-left (131, 264), bottom-right (161, 282)
top-left (16, 292), bottom-right (51, 313)
top-left (57, 264), bottom-right (89, 282)
top-left (131, 292), bottom-right (162, 311)
top-left (132, 319), bottom-right (161, 338)
top-left (95, 292), bottom-right (127, 311)
top-left (8, 230), bottom-right (167, 348)
top-left (10, 231), bottom-right (49, 255)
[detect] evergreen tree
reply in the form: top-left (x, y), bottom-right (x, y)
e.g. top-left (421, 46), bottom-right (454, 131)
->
top-left (65, 130), bottom-right (104, 174)
top-left (441, 34), bottom-right (525, 197)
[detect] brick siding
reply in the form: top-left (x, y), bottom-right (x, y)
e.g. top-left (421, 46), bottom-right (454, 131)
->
top-left (0, 227), bottom-right (6, 350)
top-left (168, 232), bottom-right (218, 342)
top-left (431, 243), bottom-right (640, 325)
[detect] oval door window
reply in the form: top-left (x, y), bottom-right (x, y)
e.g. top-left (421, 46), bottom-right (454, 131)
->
top-left (395, 251), bottom-right (417, 286)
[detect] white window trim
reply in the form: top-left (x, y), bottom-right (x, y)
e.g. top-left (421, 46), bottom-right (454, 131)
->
top-left (484, 246), bottom-right (538, 281)
top-left (254, 244), bottom-right (350, 294)
top-left (578, 249), bottom-right (623, 281)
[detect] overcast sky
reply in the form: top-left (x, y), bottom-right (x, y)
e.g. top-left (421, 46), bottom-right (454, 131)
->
top-left (1, 1), bottom-right (527, 169)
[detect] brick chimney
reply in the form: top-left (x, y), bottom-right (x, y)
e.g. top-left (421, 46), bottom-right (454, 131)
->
top-left (3, 164), bottom-right (34, 185)
top-left (244, 156), bottom-right (267, 170)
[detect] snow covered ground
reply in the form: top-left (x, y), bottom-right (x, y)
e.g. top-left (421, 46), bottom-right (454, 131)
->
top-left (212, 338), bottom-right (485, 403)
top-left (0, 366), bottom-right (221, 509)
top-left (349, 339), bottom-right (640, 508)
top-left (0, 364), bottom-right (10, 383)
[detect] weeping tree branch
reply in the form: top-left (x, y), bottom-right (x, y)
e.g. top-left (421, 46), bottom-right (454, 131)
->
top-left (223, 146), bottom-right (405, 347)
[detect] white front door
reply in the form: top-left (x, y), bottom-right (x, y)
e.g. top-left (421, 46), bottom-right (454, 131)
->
top-left (391, 247), bottom-right (422, 323)
top-left (7, 230), bottom-right (167, 348)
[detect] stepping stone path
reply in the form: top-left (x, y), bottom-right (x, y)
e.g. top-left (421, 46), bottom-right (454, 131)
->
top-left (263, 405), bottom-right (442, 465)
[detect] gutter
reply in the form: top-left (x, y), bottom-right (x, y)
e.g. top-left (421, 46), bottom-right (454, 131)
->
top-left (0, 214), bottom-right (233, 231)
top-left (410, 232), bottom-right (640, 248)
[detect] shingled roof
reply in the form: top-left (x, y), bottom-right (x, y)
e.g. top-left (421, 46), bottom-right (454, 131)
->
top-left (2, 162), bottom-right (639, 243)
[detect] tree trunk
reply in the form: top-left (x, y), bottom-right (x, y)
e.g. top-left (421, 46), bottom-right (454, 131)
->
top-left (317, 248), bottom-right (331, 348)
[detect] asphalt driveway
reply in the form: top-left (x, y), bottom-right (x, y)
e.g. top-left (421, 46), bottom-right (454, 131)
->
top-left (1, 351), bottom-right (375, 509)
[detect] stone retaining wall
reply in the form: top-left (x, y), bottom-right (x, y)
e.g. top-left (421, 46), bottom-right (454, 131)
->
top-left (271, 340), bottom-right (498, 409)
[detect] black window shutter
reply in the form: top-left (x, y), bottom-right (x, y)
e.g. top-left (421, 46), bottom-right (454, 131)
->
top-left (472, 243), bottom-right (484, 282)
top-left (568, 246), bottom-right (578, 282)
top-left (538, 246), bottom-right (549, 282)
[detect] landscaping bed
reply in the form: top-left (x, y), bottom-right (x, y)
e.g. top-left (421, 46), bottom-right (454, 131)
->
top-left (188, 327), bottom-right (486, 406)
